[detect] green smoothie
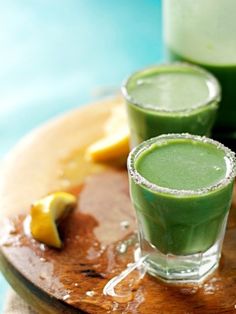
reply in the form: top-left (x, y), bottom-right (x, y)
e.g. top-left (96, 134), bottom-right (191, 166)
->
top-left (128, 134), bottom-right (235, 256)
top-left (163, 0), bottom-right (236, 141)
top-left (136, 139), bottom-right (226, 191)
top-left (123, 64), bottom-right (220, 146)
top-left (168, 49), bottom-right (236, 140)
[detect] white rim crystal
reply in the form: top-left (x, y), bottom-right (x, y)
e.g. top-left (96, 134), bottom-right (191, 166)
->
top-left (127, 133), bottom-right (236, 196)
top-left (122, 62), bottom-right (221, 114)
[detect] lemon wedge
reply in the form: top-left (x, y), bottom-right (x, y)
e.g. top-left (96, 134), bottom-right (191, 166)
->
top-left (30, 192), bottom-right (77, 248)
top-left (86, 104), bottom-right (130, 162)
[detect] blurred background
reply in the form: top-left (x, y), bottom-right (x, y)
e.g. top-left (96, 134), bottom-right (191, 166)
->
top-left (0, 0), bottom-right (163, 311)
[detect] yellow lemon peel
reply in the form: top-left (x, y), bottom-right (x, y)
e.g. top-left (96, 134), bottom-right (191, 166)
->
top-left (86, 104), bottom-right (130, 162)
top-left (30, 192), bottom-right (76, 248)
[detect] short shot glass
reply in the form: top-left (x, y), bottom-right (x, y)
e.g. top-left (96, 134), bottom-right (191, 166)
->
top-left (127, 133), bottom-right (236, 283)
top-left (122, 63), bottom-right (221, 147)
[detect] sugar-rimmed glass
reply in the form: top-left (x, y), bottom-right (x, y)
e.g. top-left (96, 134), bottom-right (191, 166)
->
top-left (122, 63), bottom-right (221, 147)
top-left (127, 133), bottom-right (236, 283)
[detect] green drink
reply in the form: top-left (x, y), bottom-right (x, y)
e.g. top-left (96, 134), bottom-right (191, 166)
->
top-left (122, 63), bottom-right (220, 147)
top-left (128, 134), bottom-right (236, 282)
top-left (163, 0), bottom-right (236, 143)
top-left (167, 51), bottom-right (236, 146)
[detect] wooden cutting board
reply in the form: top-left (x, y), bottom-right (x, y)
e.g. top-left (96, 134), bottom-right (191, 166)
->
top-left (0, 97), bottom-right (236, 314)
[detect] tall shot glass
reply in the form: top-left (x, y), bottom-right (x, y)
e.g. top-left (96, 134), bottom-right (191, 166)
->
top-left (127, 133), bottom-right (236, 282)
top-left (122, 63), bottom-right (220, 147)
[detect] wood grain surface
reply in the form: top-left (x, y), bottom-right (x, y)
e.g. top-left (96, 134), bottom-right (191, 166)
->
top-left (0, 97), bottom-right (236, 313)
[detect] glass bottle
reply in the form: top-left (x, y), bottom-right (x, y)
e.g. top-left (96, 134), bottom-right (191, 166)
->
top-left (163, 0), bottom-right (236, 145)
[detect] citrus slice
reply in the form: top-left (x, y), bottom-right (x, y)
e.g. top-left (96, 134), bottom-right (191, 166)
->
top-left (86, 104), bottom-right (130, 162)
top-left (30, 192), bottom-right (76, 248)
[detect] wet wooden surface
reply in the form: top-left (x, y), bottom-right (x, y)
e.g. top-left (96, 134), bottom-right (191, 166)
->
top-left (0, 97), bottom-right (236, 313)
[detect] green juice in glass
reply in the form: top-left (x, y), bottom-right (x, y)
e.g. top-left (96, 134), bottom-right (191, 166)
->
top-left (122, 64), bottom-right (220, 147)
top-left (128, 134), bottom-right (236, 282)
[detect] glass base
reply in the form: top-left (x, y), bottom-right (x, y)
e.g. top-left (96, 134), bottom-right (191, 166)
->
top-left (135, 239), bottom-right (222, 284)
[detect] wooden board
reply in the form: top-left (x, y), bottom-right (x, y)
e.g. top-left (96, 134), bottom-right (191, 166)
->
top-left (0, 97), bottom-right (236, 313)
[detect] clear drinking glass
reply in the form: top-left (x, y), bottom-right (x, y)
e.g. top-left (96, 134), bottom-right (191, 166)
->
top-left (163, 0), bottom-right (236, 142)
top-left (122, 63), bottom-right (220, 147)
top-left (127, 133), bottom-right (236, 282)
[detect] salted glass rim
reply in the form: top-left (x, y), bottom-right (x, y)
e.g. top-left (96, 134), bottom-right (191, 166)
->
top-left (127, 133), bottom-right (236, 196)
top-left (121, 62), bottom-right (221, 114)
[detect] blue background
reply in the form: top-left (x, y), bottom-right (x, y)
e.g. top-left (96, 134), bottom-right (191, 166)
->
top-left (0, 0), bottom-right (163, 311)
